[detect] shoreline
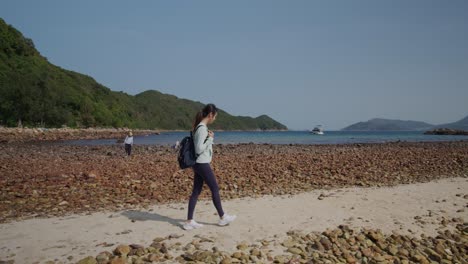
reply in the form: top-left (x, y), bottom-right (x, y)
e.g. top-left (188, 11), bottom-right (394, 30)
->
top-left (0, 127), bottom-right (290, 143)
top-left (0, 177), bottom-right (466, 263)
top-left (0, 127), bottom-right (160, 143)
top-left (2, 127), bottom-right (467, 144)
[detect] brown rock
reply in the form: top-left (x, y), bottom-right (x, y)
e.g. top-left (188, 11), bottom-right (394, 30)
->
top-left (319, 237), bottom-right (333, 250)
top-left (113, 244), bottom-right (131, 256)
top-left (109, 256), bottom-right (126, 264)
top-left (77, 256), bottom-right (97, 264)
top-left (362, 248), bottom-right (373, 257)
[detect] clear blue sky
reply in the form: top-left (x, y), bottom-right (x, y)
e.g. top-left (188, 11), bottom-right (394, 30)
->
top-left (2, 1), bottom-right (467, 130)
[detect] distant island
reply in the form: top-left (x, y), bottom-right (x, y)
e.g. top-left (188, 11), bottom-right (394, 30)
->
top-left (0, 18), bottom-right (287, 131)
top-left (432, 115), bottom-right (468, 131)
top-left (341, 116), bottom-right (468, 131)
top-left (424, 128), bottom-right (468, 136)
top-left (341, 118), bottom-right (434, 131)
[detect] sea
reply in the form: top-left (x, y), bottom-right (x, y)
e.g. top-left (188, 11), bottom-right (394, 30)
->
top-left (58, 131), bottom-right (467, 146)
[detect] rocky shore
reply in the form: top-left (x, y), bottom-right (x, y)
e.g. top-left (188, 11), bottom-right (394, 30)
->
top-left (0, 128), bottom-right (160, 143)
top-left (0, 141), bottom-right (467, 224)
top-left (71, 222), bottom-right (467, 264)
top-left (0, 141), bottom-right (468, 264)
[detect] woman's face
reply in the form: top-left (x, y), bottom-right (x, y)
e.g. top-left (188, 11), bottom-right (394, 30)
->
top-left (207, 112), bottom-right (217, 124)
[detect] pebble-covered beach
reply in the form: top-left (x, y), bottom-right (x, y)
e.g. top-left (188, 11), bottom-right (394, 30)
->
top-left (0, 141), bottom-right (467, 263)
top-left (1, 141), bottom-right (467, 223)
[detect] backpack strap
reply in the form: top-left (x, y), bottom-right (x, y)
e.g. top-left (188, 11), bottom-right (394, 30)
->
top-left (190, 124), bottom-right (204, 137)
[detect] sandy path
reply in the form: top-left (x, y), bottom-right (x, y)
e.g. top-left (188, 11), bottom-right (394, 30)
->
top-left (0, 177), bottom-right (467, 263)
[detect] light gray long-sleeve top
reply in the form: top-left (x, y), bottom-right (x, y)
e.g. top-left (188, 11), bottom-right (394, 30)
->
top-left (124, 136), bottom-right (133, 145)
top-left (193, 122), bottom-right (214, 163)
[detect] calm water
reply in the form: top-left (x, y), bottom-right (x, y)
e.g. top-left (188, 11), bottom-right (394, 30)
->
top-left (57, 131), bottom-right (467, 146)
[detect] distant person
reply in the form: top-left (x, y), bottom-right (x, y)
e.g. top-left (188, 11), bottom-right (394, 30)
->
top-left (124, 131), bottom-right (133, 156)
top-left (183, 103), bottom-right (236, 230)
top-left (173, 140), bottom-right (180, 150)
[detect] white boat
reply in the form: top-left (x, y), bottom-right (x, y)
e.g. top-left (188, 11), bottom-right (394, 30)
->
top-left (310, 125), bottom-right (324, 135)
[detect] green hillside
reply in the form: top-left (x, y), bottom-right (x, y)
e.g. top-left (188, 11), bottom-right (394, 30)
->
top-left (0, 18), bottom-right (287, 130)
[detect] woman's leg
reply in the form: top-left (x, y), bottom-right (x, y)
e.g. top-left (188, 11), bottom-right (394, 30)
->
top-left (187, 169), bottom-right (204, 220)
top-left (194, 163), bottom-right (225, 218)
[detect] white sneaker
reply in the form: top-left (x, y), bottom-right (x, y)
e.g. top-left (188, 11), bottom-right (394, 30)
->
top-left (183, 220), bottom-right (204, 230)
top-left (218, 214), bottom-right (236, 226)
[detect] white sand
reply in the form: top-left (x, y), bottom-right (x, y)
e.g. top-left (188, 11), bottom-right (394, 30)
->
top-left (0, 177), bottom-right (467, 263)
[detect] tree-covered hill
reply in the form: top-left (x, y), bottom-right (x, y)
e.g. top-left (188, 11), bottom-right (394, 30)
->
top-left (0, 18), bottom-right (287, 130)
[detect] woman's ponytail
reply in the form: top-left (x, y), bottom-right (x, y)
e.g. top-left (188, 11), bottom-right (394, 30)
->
top-left (192, 103), bottom-right (218, 131)
top-left (192, 111), bottom-right (204, 131)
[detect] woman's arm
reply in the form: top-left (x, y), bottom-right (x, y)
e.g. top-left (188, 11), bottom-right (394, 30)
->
top-left (193, 126), bottom-right (213, 155)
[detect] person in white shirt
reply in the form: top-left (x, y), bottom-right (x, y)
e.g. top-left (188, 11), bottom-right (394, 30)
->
top-left (173, 140), bottom-right (180, 150)
top-left (124, 131), bottom-right (133, 156)
top-left (183, 103), bottom-right (236, 230)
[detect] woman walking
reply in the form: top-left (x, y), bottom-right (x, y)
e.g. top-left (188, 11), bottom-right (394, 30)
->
top-left (183, 104), bottom-right (236, 230)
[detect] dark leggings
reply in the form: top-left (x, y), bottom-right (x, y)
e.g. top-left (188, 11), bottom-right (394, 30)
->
top-left (188, 163), bottom-right (224, 220)
top-left (125, 144), bottom-right (132, 156)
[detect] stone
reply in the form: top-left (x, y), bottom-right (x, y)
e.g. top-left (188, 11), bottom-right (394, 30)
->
top-left (109, 256), bottom-right (126, 264)
top-left (232, 252), bottom-right (242, 259)
top-left (398, 248), bottom-right (409, 257)
top-left (435, 242), bottom-right (445, 255)
top-left (129, 244), bottom-right (144, 249)
top-left (250, 248), bottom-right (261, 257)
top-left (153, 237), bottom-right (165, 242)
top-left (320, 237), bottom-right (333, 251)
top-left (113, 244), bottom-right (131, 256)
top-left (274, 255), bottom-right (288, 263)
top-left (147, 253), bottom-right (162, 262)
top-left (373, 254), bottom-right (385, 262)
top-left (388, 245), bottom-right (398, 255)
top-left (77, 256), bottom-right (97, 264)
top-left (167, 233), bottom-right (184, 239)
top-left (220, 257), bottom-right (232, 264)
top-left (282, 239), bottom-right (295, 248)
top-left (287, 247), bottom-right (302, 255)
top-left (424, 248), bottom-right (442, 262)
top-left (237, 242), bottom-right (248, 251)
top-left (95, 252), bottom-right (111, 263)
top-left (362, 248), bottom-right (373, 258)
top-left (346, 255), bottom-right (356, 263)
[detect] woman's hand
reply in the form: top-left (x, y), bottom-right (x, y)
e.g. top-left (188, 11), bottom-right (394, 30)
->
top-left (208, 130), bottom-right (215, 138)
